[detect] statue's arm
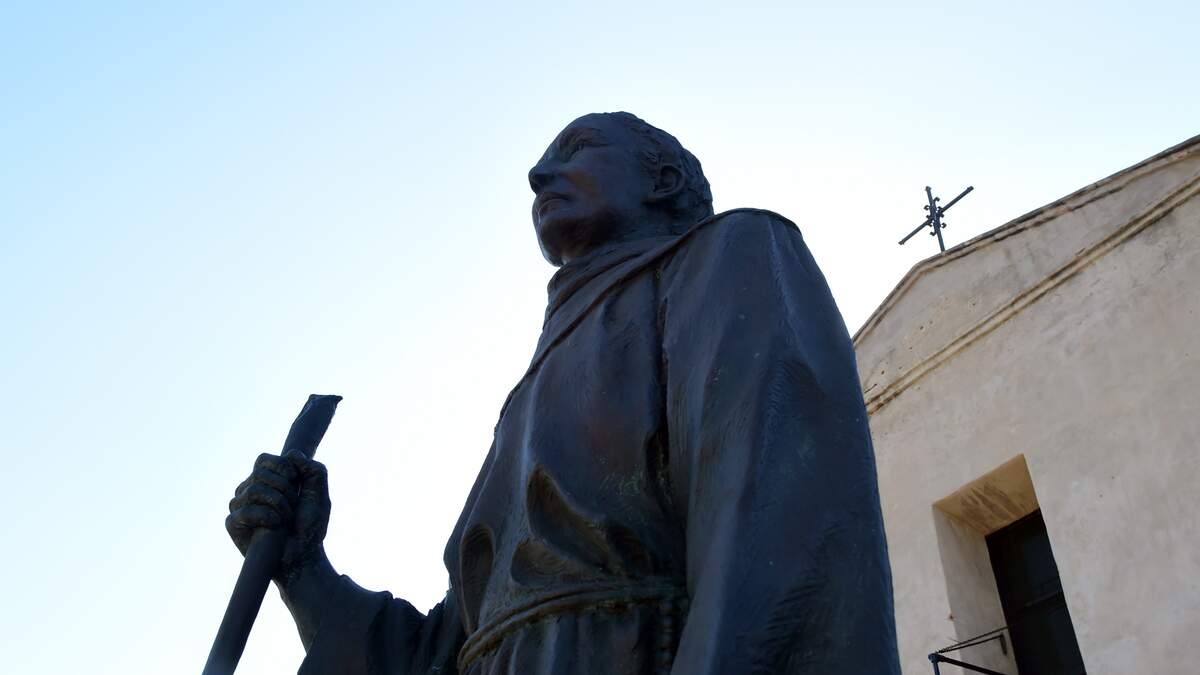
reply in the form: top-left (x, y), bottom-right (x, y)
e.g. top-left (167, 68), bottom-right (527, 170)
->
top-left (227, 453), bottom-right (464, 673)
top-left (660, 212), bottom-right (900, 674)
top-left (293, 569), bottom-right (464, 675)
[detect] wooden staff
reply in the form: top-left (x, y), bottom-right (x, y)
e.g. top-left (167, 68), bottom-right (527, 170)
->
top-left (202, 394), bottom-right (343, 675)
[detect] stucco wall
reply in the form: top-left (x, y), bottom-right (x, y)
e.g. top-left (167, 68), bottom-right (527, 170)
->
top-left (856, 142), bottom-right (1200, 674)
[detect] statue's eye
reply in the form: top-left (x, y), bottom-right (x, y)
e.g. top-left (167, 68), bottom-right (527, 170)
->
top-left (565, 133), bottom-right (604, 158)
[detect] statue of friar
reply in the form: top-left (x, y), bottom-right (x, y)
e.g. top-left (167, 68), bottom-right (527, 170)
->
top-left (227, 112), bottom-right (901, 674)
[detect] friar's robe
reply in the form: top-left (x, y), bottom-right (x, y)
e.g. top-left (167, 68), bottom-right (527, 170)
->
top-left (299, 209), bottom-right (900, 674)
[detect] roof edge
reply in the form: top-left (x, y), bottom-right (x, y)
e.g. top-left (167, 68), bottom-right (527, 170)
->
top-left (853, 133), bottom-right (1200, 345)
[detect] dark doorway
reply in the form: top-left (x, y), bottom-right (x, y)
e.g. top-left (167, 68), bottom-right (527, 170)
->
top-left (987, 510), bottom-right (1086, 674)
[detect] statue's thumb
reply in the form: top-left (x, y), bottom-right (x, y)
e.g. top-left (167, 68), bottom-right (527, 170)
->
top-left (291, 455), bottom-right (329, 497)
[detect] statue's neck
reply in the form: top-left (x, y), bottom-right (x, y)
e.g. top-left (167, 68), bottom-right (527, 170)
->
top-left (557, 216), bottom-right (679, 266)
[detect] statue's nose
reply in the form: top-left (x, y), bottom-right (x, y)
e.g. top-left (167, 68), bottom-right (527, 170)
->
top-left (528, 162), bottom-right (554, 193)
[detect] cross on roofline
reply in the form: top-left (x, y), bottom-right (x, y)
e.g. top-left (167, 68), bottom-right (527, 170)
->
top-left (899, 185), bottom-right (974, 253)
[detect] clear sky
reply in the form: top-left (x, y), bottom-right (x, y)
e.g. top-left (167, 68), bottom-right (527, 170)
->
top-left (1, 2), bottom-right (1196, 672)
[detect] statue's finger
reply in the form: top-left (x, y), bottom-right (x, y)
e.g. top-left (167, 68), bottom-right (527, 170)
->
top-left (230, 484), bottom-right (293, 519)
top-left (225, 513), bottom-right (242, 538)
top-left (255, 452), bottom-right (298, 481)
top-left (240, 484), bottom-right (294, 519)
top-left (233, 476), bottom-right (251, 499)
top-left (289, 453), bottom-right (329, 496)
top-left (230, 505), bottom-right (283, 531)
top-left (250, 466), bottom-right (295, 496)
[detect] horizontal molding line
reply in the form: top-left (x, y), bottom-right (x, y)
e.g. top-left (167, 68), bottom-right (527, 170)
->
top-left (865, 172), bottom-right (1200, 415)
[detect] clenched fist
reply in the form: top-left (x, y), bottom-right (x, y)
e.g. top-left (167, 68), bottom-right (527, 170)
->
top-left (226, 450), bottom-right (330, 580)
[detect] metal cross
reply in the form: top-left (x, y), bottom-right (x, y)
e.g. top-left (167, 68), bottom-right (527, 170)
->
top-left (899, 185), bottom-right (974, 253)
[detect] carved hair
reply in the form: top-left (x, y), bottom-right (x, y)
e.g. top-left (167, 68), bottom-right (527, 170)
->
top-left (607, 112), bottom-right (714, 231)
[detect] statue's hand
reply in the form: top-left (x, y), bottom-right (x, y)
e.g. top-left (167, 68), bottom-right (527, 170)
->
top-left (226, 450), bottom-right (331, 579)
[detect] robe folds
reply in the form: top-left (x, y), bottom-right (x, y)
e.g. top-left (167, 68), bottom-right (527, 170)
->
top-left (299, 209), bottom-right (901, 674)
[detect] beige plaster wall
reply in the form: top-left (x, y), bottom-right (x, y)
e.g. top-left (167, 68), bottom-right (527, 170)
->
top-left (857, 144), bottom-right (1200, 674)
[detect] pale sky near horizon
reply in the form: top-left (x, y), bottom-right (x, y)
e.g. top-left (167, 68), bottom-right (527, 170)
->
top-left (1, 2), bottom-right (1197, 673)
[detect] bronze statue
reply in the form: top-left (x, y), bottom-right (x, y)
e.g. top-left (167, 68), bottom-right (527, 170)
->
top-left (226, 112), bottom-right (901, 674)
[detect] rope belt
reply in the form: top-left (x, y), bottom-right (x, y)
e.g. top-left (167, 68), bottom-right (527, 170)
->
top-left (457, 581), bottom-right (688, 672)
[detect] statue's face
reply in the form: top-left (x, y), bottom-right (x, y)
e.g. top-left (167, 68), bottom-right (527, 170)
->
top-left (529, 114), bottom-right (653, 265)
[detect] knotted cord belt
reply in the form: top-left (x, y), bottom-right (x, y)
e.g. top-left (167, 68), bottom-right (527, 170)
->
top-left (457, 581), bottom-right (689, 673)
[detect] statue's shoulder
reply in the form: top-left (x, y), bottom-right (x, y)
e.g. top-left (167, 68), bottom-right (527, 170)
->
top-left (655, 207), bottom-right (816, 294)
top-left (670, 207), bottom-right (803, 261)
top-left (702, 207), bottom-right (799, 230)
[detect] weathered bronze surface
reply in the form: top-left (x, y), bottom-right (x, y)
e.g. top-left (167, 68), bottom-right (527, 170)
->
top-left (226, 112), bottom-right (901, 674)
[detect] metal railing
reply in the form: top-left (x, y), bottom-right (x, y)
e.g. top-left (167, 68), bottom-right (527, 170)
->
top-left (928, 626), bottom-right (1010, 675)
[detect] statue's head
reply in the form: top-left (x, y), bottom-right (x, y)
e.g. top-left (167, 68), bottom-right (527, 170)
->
top-left (529, 112), bottom-right (713, 266)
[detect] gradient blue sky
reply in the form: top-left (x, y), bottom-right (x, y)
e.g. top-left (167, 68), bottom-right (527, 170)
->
top-left (2, 2), bottom-right (1196, 672)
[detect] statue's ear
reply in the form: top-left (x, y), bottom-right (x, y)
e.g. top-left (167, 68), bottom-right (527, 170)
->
top-left (647, 163), bottom-right (685, 204)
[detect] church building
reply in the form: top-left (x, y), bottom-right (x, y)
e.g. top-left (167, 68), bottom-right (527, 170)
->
top-left (853, 135), bottom-right (1200, 674)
